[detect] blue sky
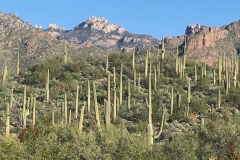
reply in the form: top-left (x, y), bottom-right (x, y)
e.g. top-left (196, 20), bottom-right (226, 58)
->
top-left (1, 0), bottom-right (239, 39)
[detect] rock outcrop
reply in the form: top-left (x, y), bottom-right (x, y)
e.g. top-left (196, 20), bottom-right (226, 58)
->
top-left (74, 16), bottom-right (125, 34)
top-left (187, 26), bottom-right (228, 50)
top-left (0, 12), bottom-right (32, 30)
top-left (45, 16), bottom-right (159, 51)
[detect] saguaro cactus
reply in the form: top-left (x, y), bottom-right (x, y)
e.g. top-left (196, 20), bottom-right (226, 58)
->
top-left (75, 84), bottom-right (79, 119)
top-left (5, 103), bottom-right (10, 137)
top-left (187, 81), bottom-right (191, 103)
top-left (154, 108), bottom-right (167, 139)
top-left (64, 92), bottom-right (67, 124)
top-left (177, 90), bottom-right (181, 107)
top-left (113, 87), bottom-right (117, 122)
top-left (161, 37), bottom-right (165, 61)
top-left (133, 69), bottom-right (136, 90)
top-left (10, 84), bottom-right (13, 110)
top-left (69, 110), bottom-right (72, 125)
top-left (32, 97), bottom-right (36, 126)
top-left (127, 78), bottom-right (131, 111)
top-left (106, 53), bottom-right (108, 74)
top-left (145, 51), bottom-right (148, 78)
top-left (132, 48), bottom-right (135, 70)
top-left (158, 61), bottom-right (161, 79)
top-left (119, 64), bottom-right (123, 105)
top-left (170, 87), bottom-right (173, 115)
top-left (104, 99), bottom-right (109, 125)
top-left (138, 72), bottom-right (141, 92)
top-left (46, 69), bottom-right (50, 102)
top-left (107, 71), bottom-right (111, 124)
top-left (147, 72), bottom-right (153, 145)
top-left (218, 89), bottom-right (221, 110)
top-left (113, 67), bottom-right (116, 88)
top-left (87, 79), bottom-right (91, 113)
top-left (23, 85), bottom-right (26, 124)
top-left (218, 56), bottom-right (222, 85)
top-left (154, 66), bottom-right (157, 90)
top-left (194, 65), bottom-right (197, 83)
top-left (93, 82), bottom-right (100, 128)
top-left (79, 102), bottom-right (85, 133)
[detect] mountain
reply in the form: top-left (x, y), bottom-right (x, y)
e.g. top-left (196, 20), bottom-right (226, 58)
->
top-left (0, 12), bottom-right (103, 73)
top-left (45, 16), bottom-right (159, 52)
top-left (0, 11), bottom-right (32, 29)
top-left (1, 11), bottom-right (240, 73)
top-left (45, 15), bottom-right (240, 67)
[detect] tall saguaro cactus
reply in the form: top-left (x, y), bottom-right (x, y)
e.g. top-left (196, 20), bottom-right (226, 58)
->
top-left (32, 97), bottom-right (36, 126)
top-left (10, 84), bottom-right (13, 110)
top-left (5, 103), bottom-right (10, 137)
top-left (127, 78), bottom-right (131, 111)
top-left (106, 53), bottom-right (108, 74)
top-left (194, 65), bottom-right (197, 83)
top-left (23, 85), bottom-right (26, 126)
top-left (154, 66), bottom-right (157, 90)
top-left (147, 72), bottom-right (153, 145)
top-left (218, 89), bottom-right (221, 110)
top-left (153, 108), bottom-right (167, 139)
top-left (133, 68), bottom-right (136, 90)
top-left (138, 72), bottom-right (141, 92)
top-left (132, 48), bottom-right (135, 70)
top-left (145, 51), bottom-right (148, 78)
top-left (113, 67), bottom-right (116, 88)
top-left (187, 81), bottom-right (191, 103)
top-left (119, 64), bottom-right (123, 105)
top-left (93, 82), bottom-right (100, 128)
top-left (75, 84), bottom-right (79, 119)
top-left (218, 56), bottom-right (222, 85)
top-left (113, 87), bottom-right (117, 122)
top-left (64, 92), bottom-right (67, 124)
top-left (107, 71), bottom-right (111, 124)
top-left (87, 79), bottom-right (91, 113)
top-left (46, 69), bottom-right (50, 102)
top-left (161, 37), bottom-right (165, 61)
top-left (79, 102), bottom-right (85, 133)
top-left (170, 87), bottom-right (173, 115)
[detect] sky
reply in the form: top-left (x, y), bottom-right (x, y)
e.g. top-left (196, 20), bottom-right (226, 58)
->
top-left (1, 0), bottom-right (240, 39)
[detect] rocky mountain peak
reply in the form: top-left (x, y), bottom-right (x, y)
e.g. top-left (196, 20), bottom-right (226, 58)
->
top-left (47, 23), bottom-right (65, 31)
top-left (0, 11), bottom-right (32, 30)
top-left (74, 16), bottom-right (125, 34)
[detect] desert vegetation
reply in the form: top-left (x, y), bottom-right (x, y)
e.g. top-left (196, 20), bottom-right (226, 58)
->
top-left (1, 40), bottom-right (240, 160)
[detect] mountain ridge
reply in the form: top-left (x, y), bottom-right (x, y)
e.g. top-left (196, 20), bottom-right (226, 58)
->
top-left (45, 16), bottom-right (159, 51)
top-left (0, 11), bottom-right (240, 72)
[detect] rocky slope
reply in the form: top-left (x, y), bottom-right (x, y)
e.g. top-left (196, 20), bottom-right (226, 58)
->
top-left (0, 12), bottom-right (103, 73)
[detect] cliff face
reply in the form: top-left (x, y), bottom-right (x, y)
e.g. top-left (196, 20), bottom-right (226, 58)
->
top-left (164, 22), bottom-right (240, 66)
top-left (187, 26), bottom-right (228, 50)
